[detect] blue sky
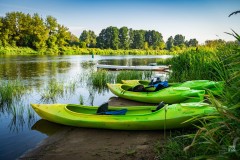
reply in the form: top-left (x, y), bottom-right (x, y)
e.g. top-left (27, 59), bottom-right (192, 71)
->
top-left (0, 0), bottom-right (239, 44)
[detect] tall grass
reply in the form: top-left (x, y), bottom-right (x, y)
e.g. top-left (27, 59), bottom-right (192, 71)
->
top-left (155, 43), bottom-right (240, 159)
top-left (168, 48), bottom-right (220, 82)
top-left (0, 79), bottom-right (27, 106)
top-left (40, 79), bottom-right (65, 103)
top-left (89, 69), bottom-right (115, 89)
top-left (116, 70), bottom-right (153, 83)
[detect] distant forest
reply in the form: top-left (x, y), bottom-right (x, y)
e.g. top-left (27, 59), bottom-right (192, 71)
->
top-left (0, 12), bottom-right (230, 51)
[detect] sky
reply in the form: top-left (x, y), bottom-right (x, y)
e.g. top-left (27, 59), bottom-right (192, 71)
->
top-left (0, 0), bottom-right (239, 44)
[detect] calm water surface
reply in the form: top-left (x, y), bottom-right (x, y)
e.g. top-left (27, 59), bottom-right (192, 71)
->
top-left (0, 55), bottom-right (172, 159)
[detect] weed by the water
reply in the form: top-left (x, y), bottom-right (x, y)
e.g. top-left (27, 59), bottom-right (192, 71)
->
top-left (156, 43), bottom-right (240, 159)
top-left (40, 79), bottom-right (65, 103)
top-left (0, 79), bottom-right (27, 106)
top-left (116, 70), bottom-right (153, 83)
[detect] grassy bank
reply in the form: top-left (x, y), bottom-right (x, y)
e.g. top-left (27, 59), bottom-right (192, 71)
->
top-left (156, 43), bottom-right (240, 159)
top-left (0, 46), bottom-right (198, 56)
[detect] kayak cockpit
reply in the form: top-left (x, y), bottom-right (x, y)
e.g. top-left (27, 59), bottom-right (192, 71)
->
top-left (65, 102), bottom-right (165, 116)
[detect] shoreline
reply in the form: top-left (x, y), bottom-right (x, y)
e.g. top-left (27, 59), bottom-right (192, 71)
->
top-left (19, 97), bottom-right (165, 160)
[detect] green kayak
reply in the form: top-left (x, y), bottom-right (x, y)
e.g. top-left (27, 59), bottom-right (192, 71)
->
top-left (31, 102), bottom-right (216, 130)
top-left (107, 83), bottom-right (205, 104)
top-left (121, 79), bottom-right (224, 95)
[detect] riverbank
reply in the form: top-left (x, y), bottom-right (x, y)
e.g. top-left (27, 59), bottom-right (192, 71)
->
top-left (19, 97), bottom-right (165, 160)
top-left (0, 46), bottom-right (195, 56)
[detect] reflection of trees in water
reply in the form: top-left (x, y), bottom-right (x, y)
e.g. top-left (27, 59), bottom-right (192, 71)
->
top-left (0, 57), bottom-right (72, 80)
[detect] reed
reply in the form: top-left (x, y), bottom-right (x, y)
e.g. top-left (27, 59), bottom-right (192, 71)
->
top-left (40, 79), bottom-right (65, 103)
top-left (0, 79), bottom-right (26, 106)
top-left (155, 43), bottom-right (240, 159)
top-left (116, 70), bottom-right (153, 83)
top-left (168, 48), bottom-right (220, 82)
top-left (89, 69), bottom-right (115, 88)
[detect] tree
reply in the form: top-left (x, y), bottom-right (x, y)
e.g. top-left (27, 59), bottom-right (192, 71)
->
top-left (46, 16), bottom-right (58, 49)
top-left (79, 30), bottom-right (90, 46)
top-left (132, 30), bottom-right (145, 49)
top-left (187, 38), bottom-right (198, 47)
top-left (96, 26), bottom-right (119, 49)
top-left (56, 24), bottom-right (71, 48)
top-left (166, 36), bottom-right (174, 50)
top-left (80, 30), bottom-right (96, 48)
top-left (68, 34), bottom-right (79, 46)
top-left (31, 13), bottom-right (48, 50)
top-left (145, 30), bottom-right (164, 49)
top-left (89, 30), bottom-right (96, 48)
top-left (205, 39), bottom-right (226, 48)
top-left (173, 34), bottom-right (185, 46)
top-left (119, 27), bottom-right (129, 49)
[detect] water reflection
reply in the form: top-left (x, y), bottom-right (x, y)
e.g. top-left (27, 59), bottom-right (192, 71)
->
top-left (7, 103), bottom-right (37, 133)
top-left (31, 119), bottom-right (70, 136)
top-left (0, 55), bottom-right (171, 159)
top-left (0, 55), bottom-right (72, 80)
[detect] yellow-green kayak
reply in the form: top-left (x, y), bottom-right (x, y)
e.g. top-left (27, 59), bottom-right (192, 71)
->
top-left (121, 79), bottom-right (224, 95)
top-left (107, 83), bottom-right (205, 104)
top-left (31, 102), bottom-right (216, 130)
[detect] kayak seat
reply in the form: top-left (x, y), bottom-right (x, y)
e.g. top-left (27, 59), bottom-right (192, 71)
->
top-left (105, 109), bottom-right (128, 115)
top-left (152, 101), bottom-right (165, 112)
top-left (154, 84), bottom-right (165, 91)
top-left (128, 84), bottom-right (146, 92)
top-left (96, 102), bottom-right (108, 114)
top-left (97, 102), bottom-right (128, 115)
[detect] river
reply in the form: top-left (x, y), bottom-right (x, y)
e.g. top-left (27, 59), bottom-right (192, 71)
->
top-left (0, 55), bottom-right (172, 159)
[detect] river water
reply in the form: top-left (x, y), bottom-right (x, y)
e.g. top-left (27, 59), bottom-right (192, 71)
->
top-left (0, 55), bottom-right (172, 159)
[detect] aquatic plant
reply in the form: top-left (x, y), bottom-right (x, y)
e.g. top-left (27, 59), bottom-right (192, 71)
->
top-left (40, 79), bottom-right (65, 103)
top-left (0, 79), bottom-right (27, 106)
top-left (116, 70), bottom-right (153, 83)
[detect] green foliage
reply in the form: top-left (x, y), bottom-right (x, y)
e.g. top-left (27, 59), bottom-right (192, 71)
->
top-left (225, 29), bottom-right (240, 42)
top-left (79, 30), bottom-right (96, 48)
top-left (132, 30), bottom-right (146, 49)
top-left (145, 30), bottom-right (164, 49)
top-left (0, 12), bottom-right (71, 50)
top-left (186, 38), bottom-right (198, 47)
top-left (0, 46), bottom-right (37, 55)
top-left (119, 27), bottom-right (129, 49)
top-left (97, 26), bottom-right (119, 49)
top-left (168, 47), bottom-right (220, 82)
top-left (89, 70), bottom-right (115, 92)
top-left (166, 36), bottom-right (174, 50)
top-left (156, 42), bottom-right (240, 160)
top-left (174, 34), bottom-right (185, 47)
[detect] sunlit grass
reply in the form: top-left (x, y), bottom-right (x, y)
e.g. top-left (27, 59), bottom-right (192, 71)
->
top-left (116, 70), bottom-right (153, 83)
top-left (155, 43), bottom-right (240, 159)
top-left (40, 79), bottom-right (65, 103)
top-left (0, 79), bottom-right (27, 106)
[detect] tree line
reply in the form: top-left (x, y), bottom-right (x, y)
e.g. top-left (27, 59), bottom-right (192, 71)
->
top-left (0, 12), bottom-right (200, 51)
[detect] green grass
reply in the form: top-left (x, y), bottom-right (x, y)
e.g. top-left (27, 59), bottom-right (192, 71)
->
top-left (0, 79), bottom-right (27, 106)
top-left (155, 43), bottom-right (240, 159)
top-left (116, 70), bottom-right (153, 83)
top-left (40, 79), bottom-right (65, 103)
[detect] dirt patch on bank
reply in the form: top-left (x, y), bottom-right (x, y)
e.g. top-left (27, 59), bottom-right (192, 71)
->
top-left (20, 97), bottom-right (166, 160)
